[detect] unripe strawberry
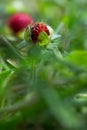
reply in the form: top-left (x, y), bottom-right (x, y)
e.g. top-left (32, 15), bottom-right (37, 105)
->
top-left (24, 22), bottom-right (54, 45)
top-left (8, 13), bottom-right (33, 34)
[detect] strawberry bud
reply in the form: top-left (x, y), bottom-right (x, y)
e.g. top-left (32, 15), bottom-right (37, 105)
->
top-left (24, 22), bottom-right (54, 45)
top-left (8, 13), bottom-right (33, 34)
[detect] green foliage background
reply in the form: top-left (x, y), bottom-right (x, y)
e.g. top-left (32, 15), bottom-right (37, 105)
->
top-left (0, 0), bottom-right (87, 129)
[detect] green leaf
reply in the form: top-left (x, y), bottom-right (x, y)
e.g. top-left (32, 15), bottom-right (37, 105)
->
top-left (40, 85), bottom-right (83, 129)
top-left (17, 40), bottom-right (28, 49)
top-left (66, 51), bottom-right (87, 69)
top-left (0, 70), bottom-right (11, 87)
top-left (0, 70), bottom-right (12, 103)
top-left (51, 34), bottom-right (61, 40)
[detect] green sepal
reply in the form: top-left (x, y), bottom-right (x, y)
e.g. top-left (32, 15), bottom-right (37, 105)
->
top-left (24, 26), bottom-right (32, 43)
top-left (38, 31), bottom-right (50, 46)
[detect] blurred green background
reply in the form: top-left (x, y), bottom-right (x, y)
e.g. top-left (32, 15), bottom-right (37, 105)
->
top-left (0, 0), bottom-right (87, 130)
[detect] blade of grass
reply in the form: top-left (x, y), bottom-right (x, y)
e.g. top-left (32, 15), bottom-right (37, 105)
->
top-left (40, 84), bottom-right (83, 129)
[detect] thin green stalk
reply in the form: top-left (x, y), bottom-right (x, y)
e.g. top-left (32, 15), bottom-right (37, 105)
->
top-left (0, 92), bottom-right (37, 114)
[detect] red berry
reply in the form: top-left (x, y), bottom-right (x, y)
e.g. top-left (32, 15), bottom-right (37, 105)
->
top-left (30, 22), bottom-right (50, 43)
top-left (8, 13), bottom-right (33, 34)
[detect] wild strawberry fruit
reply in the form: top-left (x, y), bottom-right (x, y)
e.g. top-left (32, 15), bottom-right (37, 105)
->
top-left (24, 22), bottom-right (54, 45)
top-left (8, 13), bottom-right (33, 34)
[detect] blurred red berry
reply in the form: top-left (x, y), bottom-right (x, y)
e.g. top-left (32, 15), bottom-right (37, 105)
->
top-left (30, 22), bottom-right (50, 43)
top-left (8, 13), bottom-right (33, 34)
